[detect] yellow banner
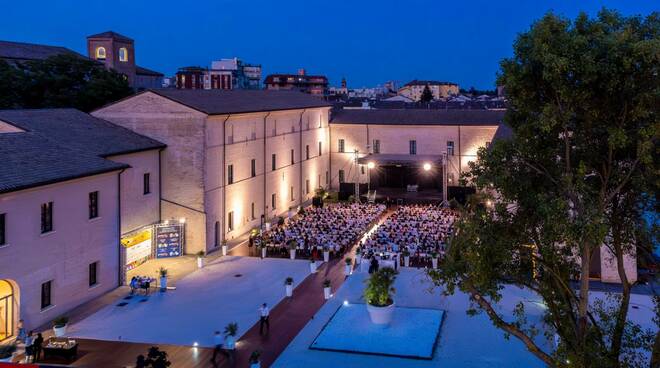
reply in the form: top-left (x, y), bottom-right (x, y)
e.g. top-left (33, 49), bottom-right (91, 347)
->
top-left (121, 230), bottom-right (152, 248)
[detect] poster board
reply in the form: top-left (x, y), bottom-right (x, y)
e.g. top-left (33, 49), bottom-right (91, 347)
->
top-left (155, 223), bottom-right (184, 258)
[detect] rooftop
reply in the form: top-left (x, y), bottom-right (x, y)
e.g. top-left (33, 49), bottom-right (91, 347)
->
top-left (330, 109), bottom-right (505, 126)
top-left (404, 80), bottom-right (459, 87)
top-left (86, 31), bottom-right (134, 43)
top-left (146, 89), bottom-right (332, 115)
top-left (0, 40), bottom-right (85, 62)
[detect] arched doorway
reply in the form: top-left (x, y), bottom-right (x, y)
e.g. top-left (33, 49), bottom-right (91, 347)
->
top-left (0, 280), bottom-right (18, 342)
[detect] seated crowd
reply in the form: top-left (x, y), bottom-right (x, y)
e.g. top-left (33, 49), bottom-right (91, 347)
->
top-left (259, 203), bottom-right (386, 260)
top-left (358, 204), bottom-right (457, 268)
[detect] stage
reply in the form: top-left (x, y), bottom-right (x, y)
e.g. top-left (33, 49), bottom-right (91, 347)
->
top-left (365, 188), bottom-right (445, 204)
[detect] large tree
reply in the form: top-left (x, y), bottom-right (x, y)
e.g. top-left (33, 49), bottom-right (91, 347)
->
top-left (0, 54), bottom-right (132, 112)
top-left (430, 9), bottom-right (658, 367)
top-left (420, 84), bottom-right (434, 103)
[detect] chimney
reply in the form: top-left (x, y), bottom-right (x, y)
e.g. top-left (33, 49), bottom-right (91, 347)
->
top-left (297, 68), bottom-right (306, 76)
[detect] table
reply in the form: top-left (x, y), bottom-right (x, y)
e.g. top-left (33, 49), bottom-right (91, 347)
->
top-left (43, 337), bottom-right (78, 362)
top-left (359, 258), bottom-right (397, 272)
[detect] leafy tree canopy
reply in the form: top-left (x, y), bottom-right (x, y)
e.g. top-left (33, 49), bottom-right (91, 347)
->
top-left (420, 84), bottom-right (434, 103)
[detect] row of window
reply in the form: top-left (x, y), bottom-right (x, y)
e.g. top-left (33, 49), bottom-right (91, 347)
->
top-left (95, 46), bottom-right (129, 62)
top-left (227, 117), bottom-right (324, 143)
top-left (39, 261), bottom-right (99, 310)
top-left (337, 139), bottom-right (456, 156)
top-left (0, 174), bottom-right (151, 245)
top-left (227, 143), bottom-right (323, 185)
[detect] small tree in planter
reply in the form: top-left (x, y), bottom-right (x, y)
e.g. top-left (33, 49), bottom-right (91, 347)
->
top-left (322, 246), bottom-right (330, 263)
top-left (0, 343), bottom-right (17, 362)
top-left (344, 258), bottom-right (353, 276)
top-left (221, 239), bottom-right (228, 256)
top-left (159, 267), bottom-right (168, 292)
top-left (224, 322), bottom-right (238, 350)
top-left (249, 350), bottom-right (261, 368)
top-left (309, 257), bottom-right (317, 274)
top-left (259, 243), bottom-right (267, 259)
top-left (142, 346), bottom-right (171, 367)
top-left (284, 277), bottom-right (294, 297)
top-left (52, 316), bottom-right (69, 337)
top-left (402, 248), bottom-right (410, 267)
top-left (355, 246), bottom-right (362, 265)
top-left (323, 279), bottom-right (332, 300)
top-left (196, 250), bottom-right (205, 268)
top-left (431, 252), bottom-right (439, 269)
top-left (364, 268), bottom-right (398, 325)
top-left (287, 240), bottom-right (298, 260)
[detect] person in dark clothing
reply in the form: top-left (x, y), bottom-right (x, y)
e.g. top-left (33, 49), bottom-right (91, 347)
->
top-left (258, 303), bottom-right (270, 335)
top-left (33, 333), bottom-right (44, 362)
top-left (368, 257), bottom-right (379, 274)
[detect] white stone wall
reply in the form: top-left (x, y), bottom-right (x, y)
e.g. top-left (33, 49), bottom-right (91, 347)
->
top-left (0, 172), bottom-right (120, 331)
top-left (600, 245), bottom-right (638, 284)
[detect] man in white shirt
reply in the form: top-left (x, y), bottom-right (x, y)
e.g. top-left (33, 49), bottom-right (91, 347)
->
top-left (258, 303), bottom-right (270, 335)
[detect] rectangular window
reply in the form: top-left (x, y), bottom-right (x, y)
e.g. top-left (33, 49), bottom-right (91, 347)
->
top-left (251, 159), bottom-right (256, 177)
top-left (251, 202), bottom-right (255, 220)
top-left (338, 170), bottom-right (345, 183)
top-left (228, 211), bottom-right (234, 232)
top-left (89, 262), bottom-right (98, 287)
top-left (88, 191), bottom-right (99, 219)
top-left (306, 179), bottom-right (310, 194)
top-left (0, 213), bottom-right (5, 246)
top-left (338, 139), bottom-right (345, 153)
top-left (41, 280), bottom-right (52, 309)
top-left (409, 140), bottom-right (417, 155)
top-left (447, 141), bottom-right (455, 156)
top-left (143, 173), bottom-right (151, 195)
top-left (272, 154), bottom-right (276, 171)
top-left (290, 149), bottom-right (295, 165)
top-left (306, 145), bottom-right (310, 160)
top-left (271, 193), bottom-right (276, 209)
top-left (290, 186), bottom-right (294, 201)
top-left (227, 164), bottom-right (234, 185)
top-left (373, 139), bottom-right (380, 154)
top-left (318, 141), bottom-right (322, 156)
top-left (40, 202), bottom-right (53, 234)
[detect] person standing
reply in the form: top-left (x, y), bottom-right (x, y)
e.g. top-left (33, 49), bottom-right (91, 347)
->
top-left (16, 319), bottom-right (26, 343)
top-left (24, 331), bottom-right (34, 363)
top-left (210, 330), bottom-right (224, 364)
top-left (32, 333), bottom-right (43, 363)
top-left (258, 303), bottom-right (270, 336)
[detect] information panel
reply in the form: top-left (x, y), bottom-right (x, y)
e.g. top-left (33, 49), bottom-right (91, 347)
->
top-left (155, 224), bottom-right (184, 259)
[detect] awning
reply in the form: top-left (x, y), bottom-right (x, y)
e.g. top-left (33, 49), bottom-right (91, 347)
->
top-left (357, 154), bottom-right (443, 166)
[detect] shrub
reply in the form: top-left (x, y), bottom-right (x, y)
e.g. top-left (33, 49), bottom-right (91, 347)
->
top-left (52, 316), bottom-right (69, 328)
top-left (285, 277), bottom-right (293, 285)
top-left (345, 258), bottom-right (352, 265)
top-left (323, 279), bottom-right (331, 288)
top-left (159, 267), bottom-right (168, 277)
top-left (364, 268), bottom-right (398, 307)
top-left (249, 350), bottom-right (261, 363)
top-left (287, 239), bottom-right (298, 250)
top-left (224, 322), bottom-right (238, 337)
top-left (196, 250), bottom-right (205, 258)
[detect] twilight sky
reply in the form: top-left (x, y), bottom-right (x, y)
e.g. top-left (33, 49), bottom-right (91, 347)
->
top-left (1, 0), bottom-right (656, 89)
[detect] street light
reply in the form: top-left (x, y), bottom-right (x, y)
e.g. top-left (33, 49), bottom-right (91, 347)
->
top-left (367, 161), bottom-right (375, 169)
top-left (423, 163), bottom-right (432, 171)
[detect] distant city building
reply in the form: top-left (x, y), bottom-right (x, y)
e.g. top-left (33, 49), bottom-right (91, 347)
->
top-left (87, 31), bottom-right (163, 90)
top-left (264, 68), bottom-right (328, 96)
top-left (175, 58), bottom-right (262, 90)
top-left (176, 66), bottom-right (207, 89)
top-left (398, 80), bottom-right (459, 101)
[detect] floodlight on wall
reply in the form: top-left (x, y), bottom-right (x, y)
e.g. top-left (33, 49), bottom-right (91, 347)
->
top-left (367, 162), bottom-right (375, 169)
top-left (179, 217), bottom-right (186, 224)
top-left (423, 163), bottom-right (432, 171)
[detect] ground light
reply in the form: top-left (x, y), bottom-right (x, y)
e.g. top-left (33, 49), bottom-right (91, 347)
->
top-left (193, 342), bottom-right (199, 347)
top-left (423, 163), bottom-right (432, 171)
top-left (343, 300), bottom-right (349, 306)
top-left (367, 161), bottom-right (375, 169)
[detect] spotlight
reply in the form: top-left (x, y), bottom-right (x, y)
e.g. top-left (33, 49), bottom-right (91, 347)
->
top-left (179, 217), bottom-right (186, 224)
top-left (193, 342), bottom-right (199, 347)
top-left (343, 300), bottom-right (349, 306)
top-left (423, 163), bottom-right (432, 171)
top-left (367, 162), bottom-right (375, 169)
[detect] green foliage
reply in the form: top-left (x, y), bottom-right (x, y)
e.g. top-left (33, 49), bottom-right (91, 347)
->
top-left (141, 346), bottom-right (171, 368)
top-left (52, 316), bottom-right (69, 327)
top-left (323, 279), bottom-right (331, 288)
top-left (364, 268), bottom-right (398, 307)
top-left (0, 54), bottom-right (132, 112)
top-left (284, 277), bottom-right (293, 285)
top-left (224, 322), bottom-right (238, 337)
top-left (249, 350), bottom-right (261, 363)
top-left (158, 267), bottom-right (168, 277)
top-left (419, 84), bottom-right (434, 103)
top-left (431, 9), bottom-right (659, 367)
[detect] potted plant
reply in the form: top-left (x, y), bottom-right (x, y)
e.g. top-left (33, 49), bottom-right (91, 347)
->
top-left (221, 239), bottom-right (228, 256)
top-left (0, 344), bottom-right (16, 363)
top-left (364, 268), bottom-right (398, 325)
top-left (284, 277), bottom-right (294, 297)
top-left (323, 246), bottom-right (330, 263)
top-left (159, 267), bottom-right (168, 292)
top-left (355, 246), bottom-right (362, 265)
top-left (277, 216), bottom-right (285, 226)
top-left (196, 250), bottom-right (205, 268)
top-left (249, 350), bottom-right (261, 368)
top-left (260, 244), bottom-right (267, 259)
top-left (309, 258), bottom-right (317, 274)
top-left (431, 252), bottom-right (439, 269)
top-left (344, 258), bottom-right (352, 276)
top-left (224, 322), bottom-right (238, 350)
top-left (323, 279), bottom-right (332, 300)
top-left (288, 240), bottom-right (297, 260)
top-left (52, 316), bottom-right (69, 337)
top-left (403, 248), bottom-right (410, 267)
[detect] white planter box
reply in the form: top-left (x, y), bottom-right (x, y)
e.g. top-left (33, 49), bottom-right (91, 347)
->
top-left (367, 302), bottom-right (395, 325)
top-left (53, 324), bottom-right (67, 337)
top-left (323, 251), bottom-right (330, 263)
top-left (222, 245), bottom-right (227, 256)
top-left (344, 264), bottom-right (352, 276)
top-left (285, 284), bottom-right (293, 297)
top-left (404, 256), bottom-right (410, 267)
top-left (261, 247), bottom-right (267, 259)
top-left (310, 262), bottom-right (317, 273)
top-left (289, 249), bottom-right (296, 260)
top-left (197, 257), bottom-right (204, 268)
top-left (432, 258), bottom-right (438, 269)
top-left (160, 276), bottom-right (167, 291)
top-left (324, 287), bottom-right (331, 300)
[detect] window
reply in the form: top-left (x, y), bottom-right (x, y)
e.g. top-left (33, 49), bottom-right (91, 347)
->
top-left (88, 191), bottom-right (99, 219)
top-left (318, 141), bottom-right (322, 156)
top-left (409, 140), bottom-right (417, 155)
top-left (89, 262), bottom-right (98, 287)
top-left (306, 179), bottom-right (310, 194)
top-left (306, 145), bottom-right (310, 160)
top-left (228, 211), bottom-right (234, 232)
top-left (338, 170), bottom-right (345, 183)
top-left (214, 221), bottom-right (220, 246)
top-left (118, 47), bottom-right (128, 62)
top-left (338, 139), bottom-right (345, 153)
top-left (290, 149), bottom-right (295, 165)
top-left (251, 159), bottom-right (256, 178)
top-left (447, 141), bottom-right (455, 156)
top-left (373, 139), bottom-right (380, 154)
top-left (272, 154), bottom-right (276, 171)
top-left (0, 213), bottom-right (5, 246)
top-left (251, 202), bottom-right (256, 220)
top-left (271, 193), bottom-right (276, 209)
top-left (143, 173), bottom-right (151, 195)
top-left (95, 46), bottom-right (106, 60)
top-left (290, 186), bottom-right (294, 201)
top-left (228, 164), bottom-right (234, 184)
top-left (41, 281), bottom-right (52, 309)
top-left (40, 202), bottom-right (53, 234)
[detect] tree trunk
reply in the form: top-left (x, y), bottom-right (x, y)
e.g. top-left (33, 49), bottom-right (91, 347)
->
top-left (578, 241), bottom-right (591, 366)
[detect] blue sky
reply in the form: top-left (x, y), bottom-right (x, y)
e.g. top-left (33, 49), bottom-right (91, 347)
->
top-left (1, 0), bottom-right (656, 89)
